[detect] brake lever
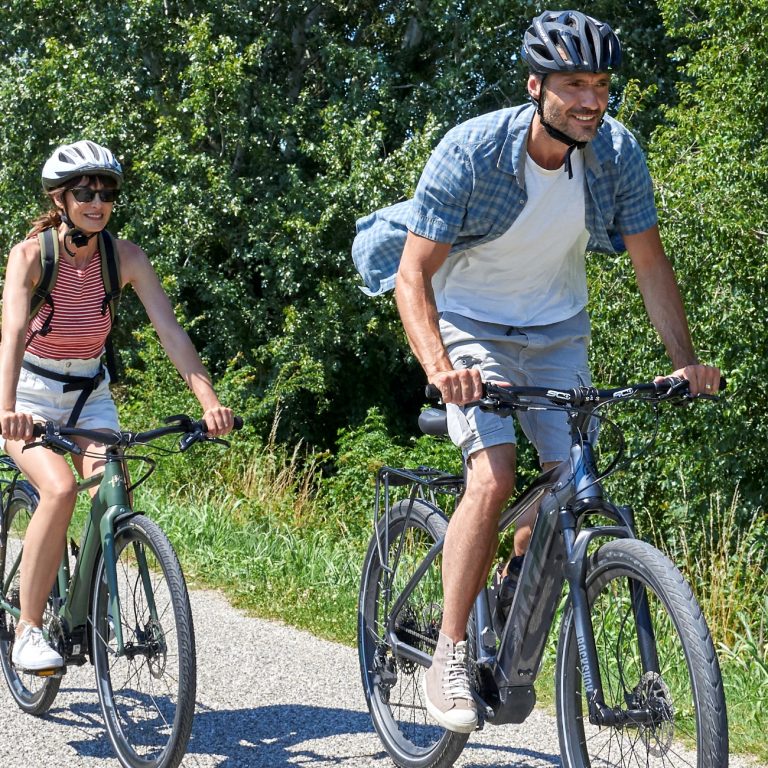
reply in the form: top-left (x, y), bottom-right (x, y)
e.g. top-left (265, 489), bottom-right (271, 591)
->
top-left (178, 431), bottom-right (205, 452)
top-left (178, 432), bottom-right (231, 452)
top-left (478, 399), bottom-right (516, 418)
top-left (23, 434), bottom-right (82, 455)
top-left (688, 392), bottom-right (721, 403)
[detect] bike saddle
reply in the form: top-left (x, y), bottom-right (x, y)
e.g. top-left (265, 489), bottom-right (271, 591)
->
top-left (418, 407), bottom-right (448, 436)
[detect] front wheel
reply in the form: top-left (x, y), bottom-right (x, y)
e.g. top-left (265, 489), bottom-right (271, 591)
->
top-left (91, 515), bottom-right (196, 768)
top-left (556, 538), bottom-right (728, 768)
top-left (358, 498), bottom-right (473, 768)
top-left (0, 482), bottom-right (62, 715)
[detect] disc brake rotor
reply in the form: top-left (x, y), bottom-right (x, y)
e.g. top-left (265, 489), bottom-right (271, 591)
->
top-left (635, 671), bottom-right (674, 756)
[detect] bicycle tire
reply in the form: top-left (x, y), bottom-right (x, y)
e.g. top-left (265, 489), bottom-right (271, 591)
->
top-left (556, 538), bottom-right (728, 768)
top-left (0, 481), bottom-right (62, 715)
top-left (358, 498), bottom-right (473, 768)
top-left (91, 514), bottom-right (196, 768)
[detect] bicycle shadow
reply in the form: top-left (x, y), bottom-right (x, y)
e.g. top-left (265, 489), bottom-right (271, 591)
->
top-left (42, 693), bottom-right (561, 767)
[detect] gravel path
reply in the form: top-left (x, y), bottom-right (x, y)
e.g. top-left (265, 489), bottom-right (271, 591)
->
top-left (0, 588), bottom-right (761, 768)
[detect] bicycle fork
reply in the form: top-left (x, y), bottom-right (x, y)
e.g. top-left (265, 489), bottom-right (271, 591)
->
top-left (561, 505), bottom-right (661, 727)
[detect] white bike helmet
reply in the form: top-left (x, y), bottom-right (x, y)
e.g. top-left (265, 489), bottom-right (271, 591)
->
top-left (42, 140), bottom-right (123, 190)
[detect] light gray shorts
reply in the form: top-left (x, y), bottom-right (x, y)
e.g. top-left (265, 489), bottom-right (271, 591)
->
top-left (440, 309), bottom-right (592, 464)
top-left (1, 353), bottom-right (120, 449)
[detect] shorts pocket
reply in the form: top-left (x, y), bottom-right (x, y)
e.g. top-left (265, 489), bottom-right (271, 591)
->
top-left (17, 367), bottom-right (53, 396)
top-left (446, 404), bottom-right (475, 450)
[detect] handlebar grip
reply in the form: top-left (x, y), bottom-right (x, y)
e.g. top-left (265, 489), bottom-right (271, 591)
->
top-left (425, 384), bottom-right (442, 402)
top-left (0, 423), bottom-right (48, 438)
top-left (658, 375), bottom-right (727, 393)
top-left (199, 415), bottom-right (244, 434)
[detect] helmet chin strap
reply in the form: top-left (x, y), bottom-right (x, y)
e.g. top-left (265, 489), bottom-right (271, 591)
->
top-left (60, 209), bottom-right (97, 257)
top-left (532, 85), bottom-right (590, 180)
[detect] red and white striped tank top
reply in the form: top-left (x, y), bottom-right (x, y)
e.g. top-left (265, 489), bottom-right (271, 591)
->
top-left (26, 252), bottom-right (112, 360)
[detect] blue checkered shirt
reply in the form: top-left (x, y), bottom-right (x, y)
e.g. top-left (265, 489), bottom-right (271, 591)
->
top-left (352, 103), bottom-right (657, 296)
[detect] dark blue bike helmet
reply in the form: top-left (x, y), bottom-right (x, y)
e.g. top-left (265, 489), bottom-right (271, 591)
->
top-left (522, 10), bottom-right (622, 75)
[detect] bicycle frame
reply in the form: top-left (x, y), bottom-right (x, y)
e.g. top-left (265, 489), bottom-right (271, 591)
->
top-left (1, 447), bottom-right (155, 661)
top-left (374, 406), bottom-right (662, 728)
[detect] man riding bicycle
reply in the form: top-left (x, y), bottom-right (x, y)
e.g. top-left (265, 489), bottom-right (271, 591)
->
top-left (353, 9), bottom-right (720, 733)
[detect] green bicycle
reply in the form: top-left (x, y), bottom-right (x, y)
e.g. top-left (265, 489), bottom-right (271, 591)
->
top-left (0, 414), bottom-right (241, 768)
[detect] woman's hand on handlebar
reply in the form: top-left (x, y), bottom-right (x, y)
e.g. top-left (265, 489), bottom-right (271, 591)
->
top-left (656, 363), bottom-right (722, 397)
top-left (0, 409), bottom-right (36, 443)
top-left (201, 405), bottom-right (236, 437)
top-left (428, 368), bottom-right (484, 405)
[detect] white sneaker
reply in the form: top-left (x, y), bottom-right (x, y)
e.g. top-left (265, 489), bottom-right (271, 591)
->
top-left (12, 624), bottom-right (63, 672)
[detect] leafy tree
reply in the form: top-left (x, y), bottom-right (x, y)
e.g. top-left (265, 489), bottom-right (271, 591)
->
top-left (589, 0), bottom-right (768, 519)
top-left (0, 0), bottom-right (676, 447)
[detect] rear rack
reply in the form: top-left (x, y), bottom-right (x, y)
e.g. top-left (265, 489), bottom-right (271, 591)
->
top-left (373, 465), bottom-right (464, 576)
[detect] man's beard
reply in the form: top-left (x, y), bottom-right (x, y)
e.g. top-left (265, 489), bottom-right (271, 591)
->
top-left (540, 93), bottom-right (603, 144)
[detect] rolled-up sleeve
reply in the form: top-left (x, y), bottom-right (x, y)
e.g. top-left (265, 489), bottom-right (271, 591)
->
top-left (406, 139), bottom-right (474, 244)
top-left (613, 141), bottom-right (658, 237)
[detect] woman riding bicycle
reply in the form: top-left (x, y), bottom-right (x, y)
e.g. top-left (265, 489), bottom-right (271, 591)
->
top-left (0, 140), bottom-right (234, 672)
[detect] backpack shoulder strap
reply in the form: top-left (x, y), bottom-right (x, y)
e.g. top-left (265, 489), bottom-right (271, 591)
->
top-left (30, 227), bottom-right (59, 321)
top-left (98, 230), bottom-right (122, 383)
top-left (98, 229), bottom-right (121, 322)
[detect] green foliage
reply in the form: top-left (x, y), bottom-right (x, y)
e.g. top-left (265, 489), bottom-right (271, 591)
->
top-left (0, 0), bottom-right (676, 449)
top-left (1, 2), bottom-right (766, 750)
top-left (651, 490), bottom-right (768, 760)
top-left (585, 0), bottom-right (768, 518)
top-left (319, 407), bottom-right (461, 537)
top-left (651, 0), bottom-right (768, 513)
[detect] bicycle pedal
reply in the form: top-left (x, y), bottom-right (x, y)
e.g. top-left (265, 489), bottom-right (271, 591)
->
top-left (17, 665), bottom-right (66, 678)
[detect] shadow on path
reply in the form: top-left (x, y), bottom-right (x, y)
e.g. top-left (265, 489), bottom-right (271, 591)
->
top-left (38, 693), bottom-right (561, 768)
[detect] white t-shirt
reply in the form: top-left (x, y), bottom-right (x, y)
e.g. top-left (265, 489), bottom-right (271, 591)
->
top-left (432, 149), bottom-right (590, 327)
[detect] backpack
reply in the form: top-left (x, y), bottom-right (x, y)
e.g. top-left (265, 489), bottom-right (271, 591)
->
top-left (28, 227), bottom-right (122, 380)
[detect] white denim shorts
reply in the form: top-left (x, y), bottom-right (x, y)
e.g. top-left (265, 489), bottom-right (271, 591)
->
top-left (1, 353), bottom-right (120, 448)
top-left (439, 309), bottom-right (592, 464)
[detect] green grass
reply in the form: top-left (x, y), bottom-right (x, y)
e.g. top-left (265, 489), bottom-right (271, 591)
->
top-left (143, 488), bottom-right (364, 642)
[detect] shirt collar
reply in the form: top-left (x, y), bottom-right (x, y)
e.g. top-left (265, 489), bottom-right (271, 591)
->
top-left (499, 102), bottom-right (615, 183)
top-left (498, 104), bottom-right (535, 189)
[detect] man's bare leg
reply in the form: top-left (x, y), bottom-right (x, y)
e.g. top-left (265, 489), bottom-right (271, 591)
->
top-left (439, 443), bottom-right (517, 643)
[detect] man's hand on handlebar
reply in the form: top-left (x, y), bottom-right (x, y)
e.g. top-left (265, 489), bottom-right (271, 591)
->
top-left (428, 368), bottom-right (484, 405)
top-left (200, 406), bottom-right (236, 437)
top-left (657, 363), bottom-right (722, 397)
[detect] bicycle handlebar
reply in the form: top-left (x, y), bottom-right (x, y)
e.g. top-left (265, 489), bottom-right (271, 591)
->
top-left (425, 376), bottom-right (727, 411)
top-left (21, 414), bottom-right (244, 456)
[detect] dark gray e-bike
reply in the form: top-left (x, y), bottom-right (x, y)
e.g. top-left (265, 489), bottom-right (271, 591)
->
top-left (358, 378), bottom-right (727, 768)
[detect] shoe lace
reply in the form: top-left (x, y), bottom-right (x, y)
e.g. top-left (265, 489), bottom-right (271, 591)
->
top-left (442, 641), bottom-right (473, 701)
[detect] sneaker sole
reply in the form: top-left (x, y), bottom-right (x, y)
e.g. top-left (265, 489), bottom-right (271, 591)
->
top-left (421, 677), bottom-right (478, 734)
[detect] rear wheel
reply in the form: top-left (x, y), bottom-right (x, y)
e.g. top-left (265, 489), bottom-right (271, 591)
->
top-left (358, 499), bottom-right (473, 768)
top-left (91, 515), bottom-right (195, 768)
top-left (0, 481), bottom-right (62, 715)
top-left (556, 538), bottom-right (728, 768)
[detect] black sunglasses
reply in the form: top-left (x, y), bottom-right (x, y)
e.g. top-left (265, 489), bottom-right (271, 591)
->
top-left (70, 187), bottom-right (120, 203)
